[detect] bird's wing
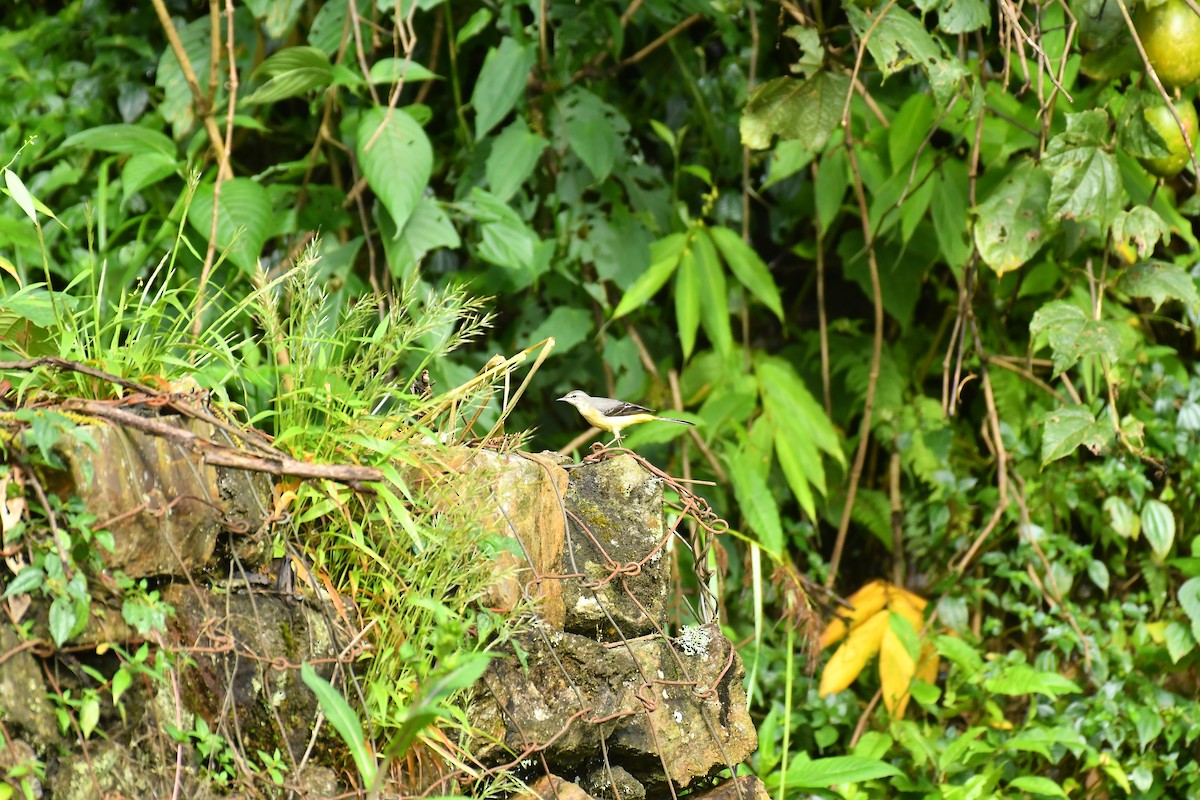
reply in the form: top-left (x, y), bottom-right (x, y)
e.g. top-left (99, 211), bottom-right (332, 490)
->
top-left (595, 397), bottom-right (656, 417)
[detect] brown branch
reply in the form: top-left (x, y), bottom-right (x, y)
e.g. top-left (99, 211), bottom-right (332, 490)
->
top-left (62, 400), bottom-right (384, 490)
top-left (148, 0), bottom-right (230, 175)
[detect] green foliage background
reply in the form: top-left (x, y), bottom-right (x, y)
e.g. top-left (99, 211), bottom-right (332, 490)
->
top-left (4, 0), bottom-right (1200, 795)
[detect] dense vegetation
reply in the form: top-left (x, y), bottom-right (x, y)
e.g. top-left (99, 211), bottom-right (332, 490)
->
top-left (3, 0), bottom-right (1200, 796)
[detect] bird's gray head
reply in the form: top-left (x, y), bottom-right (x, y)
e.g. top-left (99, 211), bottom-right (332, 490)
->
top-left (557, 390), bottom-right (588, 407)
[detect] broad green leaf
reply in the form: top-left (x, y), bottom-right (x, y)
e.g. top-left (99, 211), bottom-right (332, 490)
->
top-left (984, 663), bottom-right (1081, 698)
top-left (1165, 620), bottom-right (1197, 663)
top-left (356, 106), bottom-right (433, 235)
top-left (252, 45), bottom-right (331, 78)
top-left (301, 663), bottom-right (377, 786)
top-left (1104, 495), bottom-right (1139, 539)
top-left (935, 635), bottom-right (985, 673)
top-left (1029, 300), bottom-right (1121, 375)
top-left (1111, 206), bottom-right (1169, 262)
top-left (1039, 405), bottom-right (1112, 464)
top-left (367, 58), bottom-right (440, 84)
top-left (938, 0), bottom-right (990, 33)
top-left (974, 160), bottom-right (1054, 275)
top-left (3, 170), bottom-right (39, 226)
top-left (612, 232), bottom-right (687, 319)
top-left (121, 153), bottom-right (179, 203)
top-left (244, 69), bottom-right (333, 104)
top-left (1142, 498), bottom-right (1175, 559)
top-left (889, 93), bottom-right (934, 173)
top-left (244, 0), bottom-right (305, 38)
top-left (1042, 110), bottom-right (1123, 233)
top-left (1179, 577), bottom-right (1200, 641)
top-left (846, 4), bottom-right (967, 103)
top-left (456, 7), bottom-right (493, 46)
top-left (112, 669), bottom-right (132, 705)
top-left (382, 196), bottom-right (460, 281)
top-left (309, 0), bottom-right (369, 55)
top-left (563, 88), bottom-right (621, 183)
top-left (708, 225), bottom-right (784, 320)
top-left (675, 243), bottom-right (700, 359)
top-left (528, 306), bottom-right (591, 357)
top-left (62, 124), bottom-right (176, 158)
top-left (1088, 559), bottom-right (1110, 593)
top-left (1116, 261), bottom-right (1200, 311)
top-left (726, 445), bottom-right (783, 557)
top-left (931, 161), bottom-right (970, 271)
top-left (815, 147), bottom-right (849, 234)
top-left (740, 71), bottom-right (852, 152)
top-left (471, 37), bottom-right (535, 139)
top-left (49, 595), bottom-right (77, 647)
top-left (784, 755), bottom-right (900, 787)
top-left (1008, 776), bottom-right (1068, 798)
top-left (486, 119), bottom-right (547, 202)
top-left (79, 695), bottom-right (99, 739)
top-left (462, 188), bottom-right (537, 273)
top-left (2, 566), bottom-right (44, 598)
top-left (692, 228), bottom-right (732, 357)
top-left (187, 178), bottom-right (272, 275)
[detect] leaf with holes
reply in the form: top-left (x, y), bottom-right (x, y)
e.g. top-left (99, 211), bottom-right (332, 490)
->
top-left (974, 160), bottom-right (1055, 276)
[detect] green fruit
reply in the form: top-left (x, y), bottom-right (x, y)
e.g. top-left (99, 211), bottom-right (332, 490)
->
top-left (1140, 98), bottom-right (1199, 177)
top-left (1135, 0), bottom-right (1200, 89)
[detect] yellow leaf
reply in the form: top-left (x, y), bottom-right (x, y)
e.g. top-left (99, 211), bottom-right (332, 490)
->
top-left (915, 643), bottom-right (940, 686)
top-left (889, 584), bottom-right (928, 612)
top-left (879, 614), bottom-right (917, 716)
top-left (819, 609), bottom-right (889, 695)
top-left (821, 579), bottom-right (890, 650)
top-left (888, 590), bottom-right (926, 632)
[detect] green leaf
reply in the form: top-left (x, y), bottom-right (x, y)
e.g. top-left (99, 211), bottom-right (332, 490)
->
top-left (932, 160), bottom-right (971, 271)
top-left (1088, 559), bottom-right (1110, 593)
top-left (675, 242), bottom-right (700, 360)
top-left (708, 225), bottom-right (784, 320)
top-left (112, 668), bottom-right (132, 705)
top-left (740, 71), bottom-right (852, 151)
top-left (2, 566), bottom-right (44, 598)
top-left (1029, 300), bottom-right (1121, 375)
top-left (1179, 577), bottom-right (1200, 641)
top-left (1165, 620), bottom-right (1197, 663)
top-left (244, 68), bottom-right (333, 104)
top-left (486, 119), bottom-right (547, 202)
top-left (528, 306), bottom-right (591, 356)
top-left (937, 0), bottom-right (990, 33)
top-left (367, 57), bottom-right (440, 84)
top-left (1142, 498), bottom-right (1175, 559)
top-left (462, 188), bottom-right (537, 274)
top-left (563, 88), bottom-right (621, 183)
top-left (456, 7), bottom-right (493, 46)
top-left (1039, 405), bottom-right (1113, 464)
top-left (301, 663), bottom-right (377, 786)
top-left (61, 124), bottom-right (177, 158)
top-left (1111, 206), bottom-right (1169, 261)
top-left (692, 228), bottom-right (732, 358)
top-left (121, 153), bottom-right (179, 203)
top-left (1042, 110), bottom-right (1123, 233)
top-left (726, 445), bottom-right (784, 557)
top-left (244, 0), bottom-right (305, 38)
top-left (935, 635), bottom-right (985, 673)
top-left (187, 178), bottom-right (273, 276)
top-left (4, 169), bottom-right (39, 226)
top-left (973, 160), bottom-right (1054, 276)
top-left (1008, 776), bottom-right (1068, 798)
top-left (613, 233), bottom-right (688, 319)
top-left (49, 595), bottom-right (77, 647)
top-left (1116, 261), bottom-right (1200, 312)
top-left (1103, 496), bottom-right (1138, 540)
top-left (984, 663), bottom-right (1081, 698)
top-left (889, 93), bottom-right (934, 173)
top-left (846, 4), bottom-right (967, 103)
top-left (80, 695), bottom-right (100, 739)
top-left (783, 755), bottom-right (900, 787)
top-left (815, 147), bottom-right (849, 235)
top-left (471, 37), bottom-right (536, 139)
top-left (356, 106), bottom-right (433, 234)
top-left (382, 196), bottom-right (460, 281)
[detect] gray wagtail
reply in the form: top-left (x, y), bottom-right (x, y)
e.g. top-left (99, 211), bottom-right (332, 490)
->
top-left (558, 390), bottom-right (695, 446)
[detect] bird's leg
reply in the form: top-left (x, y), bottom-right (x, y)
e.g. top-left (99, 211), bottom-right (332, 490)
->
top-left (611, 429), bottom-right (623, 448)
